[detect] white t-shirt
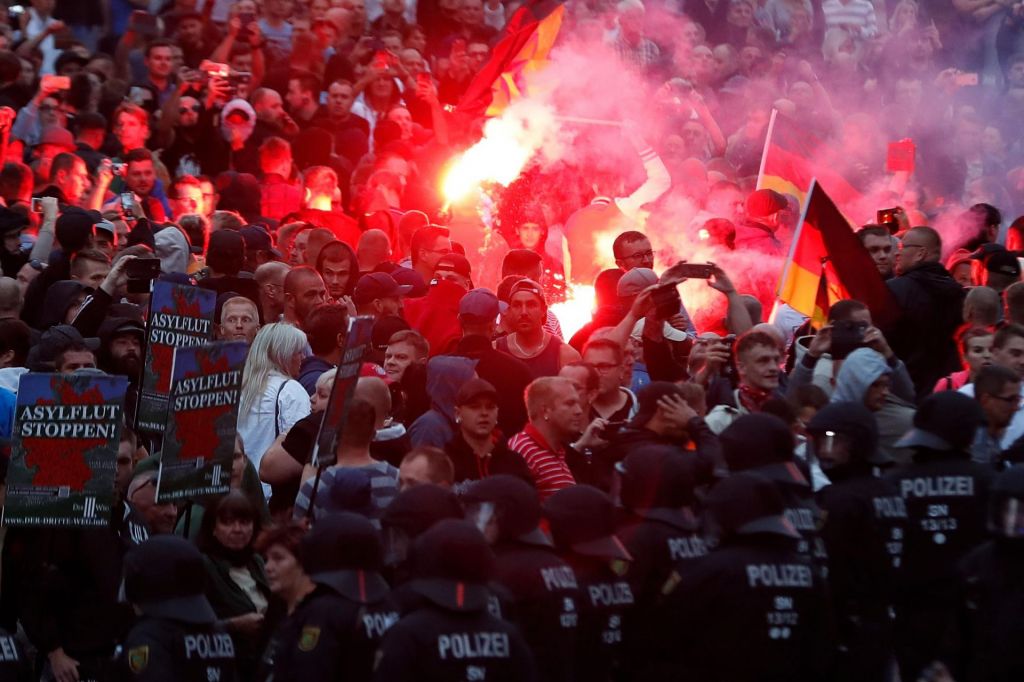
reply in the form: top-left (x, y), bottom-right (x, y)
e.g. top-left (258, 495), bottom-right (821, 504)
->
top-left (237, 374), bottom-right (311, 495)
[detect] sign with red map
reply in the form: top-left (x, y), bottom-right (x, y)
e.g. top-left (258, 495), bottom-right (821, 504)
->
top-left (157, 341), bottom-right (247, 502)
top-left (312, 316), bottom-right (374, 468)
top-left (3, 373), bottom-right (127, 527)
top-left (137, 282), bottom-right (216, 434)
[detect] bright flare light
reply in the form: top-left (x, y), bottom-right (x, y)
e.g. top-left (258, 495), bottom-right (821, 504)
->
top-left (442, 102), bottom-right (557, 204)
top-left (550, 285), bottom-right (596, 341)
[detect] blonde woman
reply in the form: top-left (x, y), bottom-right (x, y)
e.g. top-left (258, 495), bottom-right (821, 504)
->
top-left (237, 323), bottom-right (311, 494)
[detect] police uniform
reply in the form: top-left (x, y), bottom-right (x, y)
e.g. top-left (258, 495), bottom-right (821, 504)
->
top-left (809, 402), bottom-right (908, 682)
top-left (943, 467), bottom-right (1024, 681)
top-left (272, 513), bottom-right (398, 682)
top-left (373, 520), bottom-right (537, 682)
top-left (380, 484), bottom-right (463, 586)
top-left (0, 627), bottom-right (29, 682)
top-left (464, 476), bottom-right (581, 682)
top-left (657, 472), bottom-right (834, 681)
top-left (884, 392), bottom-right (993, 681)
top-left (612, 447), bottom-right (707, 679)
top-left (118, 536), bottom-right (236, 682)
top-left (543, 485), bottom-right (635, 682)
top-left (720, 414), bottom-right (829, 575)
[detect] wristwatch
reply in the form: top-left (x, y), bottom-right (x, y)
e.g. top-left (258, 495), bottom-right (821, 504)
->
top-left (29, 258), bottom-right (47, 272)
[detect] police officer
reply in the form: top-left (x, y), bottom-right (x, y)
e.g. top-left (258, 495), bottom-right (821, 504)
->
top-left (612, 445), bottom-right (707, 679)
top-left (543, 485), bottom-right (634, 682)
top-left (0, 627), bottom-right (29, 682)
top-left (807, 401), bottom-right (907, 682)
top-left (272, 513), bottom-right (398, 682)
top-left (462, 475), bottom-right (580, 682)
top-left (885, 391), bottom-right (993, 681)
top-left (380, 484), bottom-right (463, 585)
top-left (373, 519), bottom-right (538, 681)
top-left (118, 536), bottom-right (236, 682)
top-left (657, 472), bottom-right (834, 681)
top-left (940, 466), bottom-right (1024, 680)
top-left (720, 413), bottom-right (829, 575)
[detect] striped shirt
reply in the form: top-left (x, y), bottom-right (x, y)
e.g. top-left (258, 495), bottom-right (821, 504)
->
top-left (508, 424), bottom-right (576, 500)
top-left (292, 460), bottom-right (399, 524)
top-left (822, 0), bottom-right (878, 38)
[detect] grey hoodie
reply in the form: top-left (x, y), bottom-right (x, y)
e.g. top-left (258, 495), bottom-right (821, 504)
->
top-left (832, 348), bottom-right (915, 464)
top-left (407, 356), bottom-right (479, 449)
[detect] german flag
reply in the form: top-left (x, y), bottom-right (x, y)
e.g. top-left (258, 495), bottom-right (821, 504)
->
top-left (778, 180), bottom-right (900, 328)
top-left (456, 0), bottom-right (564, 118)
top-left (757, 109), bottom-right (862, 211)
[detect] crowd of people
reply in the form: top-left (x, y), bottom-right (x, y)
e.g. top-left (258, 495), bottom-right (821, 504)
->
top-left (2, 0), bottom-right (1024, 680)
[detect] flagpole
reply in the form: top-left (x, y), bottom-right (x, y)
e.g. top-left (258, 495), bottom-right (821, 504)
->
top-left (775, 178), bottom-right (817, 301)
top-left (755, 108), bottom-right (779, 191)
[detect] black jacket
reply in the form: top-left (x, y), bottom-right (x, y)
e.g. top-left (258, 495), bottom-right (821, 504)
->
top-left (117, 618), bottom-right (236, 682)
top-left (447, 335), bottom-right (534, 437)
top-left (654, 533), bottom-right (834, 681)
top-left (271, 578), bottom-right (398, 682)
top-left (445, 431), bottom-right (534, 493)
top-left (491, 539), bottom-right (581, 682)
top-left (603, 419), bottom-right (722, 492)
top-left (374, 591), bottom-right (537, 682)
top-left (885, 262), bottom-right (964, 399)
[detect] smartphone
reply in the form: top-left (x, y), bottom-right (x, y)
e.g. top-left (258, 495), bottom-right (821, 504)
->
top-left (199, 60), bottom-right (230, 79)
top-left (129, 10), bottom-right (159, 38)
top-left (41, 74), bottom-right (70, 91)
top-left (674, 263), bottom-right (716, 279)
top-left (651, 283), bottom-right (682, 319)
top-left (886, 139), bottom-right (915, 173)
top-left (126, 257), bottom-right (161, 293)
top-left (121, 192), bottom-right (136, 220)
top-left (830, 319), bottom-right (868, 360)
top-left (30, 197), bottom-right (43, 213)
top-left (237, 11), bottom-right (255, 41)
top-left (954, 72), bottom-right (979, 87)
top-left (876, 207), bottom-right (903, 234)
top-left (111, 162), bottom-right (125, 176)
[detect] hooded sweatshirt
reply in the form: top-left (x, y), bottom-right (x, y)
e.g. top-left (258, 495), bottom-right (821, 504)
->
top-left (40, 280), bottom-right (87, 330)
top-left (408, 356), bottom-right (478, 449)
top-left (153, 226), bottom-right (191, 275)
top-left (832, 348), bottom-right (915, 464)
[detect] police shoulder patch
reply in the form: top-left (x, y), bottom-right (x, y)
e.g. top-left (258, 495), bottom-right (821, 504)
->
top-left (298, 626), bottom-right (321, 652)
top-left (128, 645), bottom-right (149, 673)
top-left (610, 559), bottom-right (629, 577)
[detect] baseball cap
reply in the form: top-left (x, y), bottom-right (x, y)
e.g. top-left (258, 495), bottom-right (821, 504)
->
top-left (745, 189), bottom-right (787, 219)
top-left (56, 208), bottom-right (99, 253)
top-left (435, 252), bottom-right (472, 279)
top-left (353, 272), bottom-right (413, 305)
top-left (616, 267), bottom-right (658, 297)
top-left (239, 225), bottom-right (282, 259)
top-left (895, 391), bottom-right (984, 452)
top-left (123, 536), bottom-right (217, 624)
top-left (39, 125), bottom-right (75, 151)
top-left (371, 315), bottom-right (410, 351)
top-left (0, 207), bottom-right (28, 236)
top-left (508, 278), bottom-right (546, 305)
top-left (455, 377), bottom-right (498, 406)
top-left (458, 288), bottom-right (503, 320)
top-left (29, 324), bottom-right (100, 370)
top-left (986, 249), bottom-right (1021, 277)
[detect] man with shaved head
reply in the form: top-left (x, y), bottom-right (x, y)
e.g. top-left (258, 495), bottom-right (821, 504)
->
top-left (283, 266), bottom-right (327, 328)
top-left (255, 261), bottom-right (291, 322)
top-left (887, 226), bottom-right (965, 397)
top-left (357, 229), bottom-right (392, 273)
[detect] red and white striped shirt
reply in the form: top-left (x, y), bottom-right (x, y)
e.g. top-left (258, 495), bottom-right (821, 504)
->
top-left (508, 424), bottom-right (576, 500)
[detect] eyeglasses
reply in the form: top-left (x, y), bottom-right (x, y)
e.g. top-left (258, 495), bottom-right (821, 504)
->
top-left (899, 243), bottom-right (926, 252)
top-left (180, 105), bottom-right (201, 114)
top-left (592, 362), bottom-right (620, 373)
top-left (622, 249), bottom-right (654, 261)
